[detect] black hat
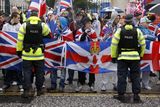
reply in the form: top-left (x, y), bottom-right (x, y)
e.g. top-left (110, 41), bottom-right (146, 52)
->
top-left (81, 17), bottom-right (91, 26)
top-left (125, 14), bottom-right (133, 23)
top-left (147, 13), bottom-right (156, 22)
top-left (30, 10), bottom-right (39, 16)
top-left (134, 10), bottom-right (142, 17)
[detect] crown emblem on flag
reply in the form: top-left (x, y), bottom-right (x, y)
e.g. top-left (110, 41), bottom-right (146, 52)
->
top-left (90, 42), bottom-right (101, 55)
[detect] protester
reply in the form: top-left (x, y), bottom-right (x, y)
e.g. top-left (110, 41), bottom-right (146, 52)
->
top-left (46, 10), bottom-right (58, 36)
top-left (47, 16), bottom-right (74, 92)
top-left (100, 10), bottom-right (120, 40)
top-left (138, 16), bottom-right (156, 90)
top-left (100, 10), bottom-right (120, 91)
top-left (11, 6), bottom-right (26, 24)
top-left (133, 10), bottom-right (142, 27)
top-left (75, 12), bottom-right (84, 30)
top-left (111, 14), bottom-right (146, 102)
top-left (147, 13), bottom-right (158, 77)
top-left (0, 11), bottom-right (6, 30)
top-left (2, 12), bottom-right (23, 92)
top-left (75, 16), bottom-right (97, 92)
top-left (0, 11), bottom-right (6, 81)
top-left (117, 15), bottom-right (126, 28)
top-left (66, 7), bottom-right (74, 24)
top-left (2, 12), bottom-right (21, 32)
top-left (147, 13), bottom-right (157, 35)
top-left (139, 16), bottom-right (156, 41)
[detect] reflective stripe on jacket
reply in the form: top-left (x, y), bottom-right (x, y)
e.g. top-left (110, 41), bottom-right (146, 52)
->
top-left (16, 16), bottom-right (50, 60)
top-left (111, 25), bottom-right (146, 60)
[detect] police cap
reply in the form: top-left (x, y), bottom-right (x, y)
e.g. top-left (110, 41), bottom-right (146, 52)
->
top-left (125, 14), bottom-right (133, 23)
top-left (30, 10), bottom-right (39, 16)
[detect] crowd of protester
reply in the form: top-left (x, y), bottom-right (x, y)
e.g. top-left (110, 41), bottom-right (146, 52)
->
top-left (0, 5), bottom-right (160, 99)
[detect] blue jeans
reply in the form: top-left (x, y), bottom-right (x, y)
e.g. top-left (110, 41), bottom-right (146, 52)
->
top-left (50, 68), bottom-right (66, 88)
top-left (22, 60), bottom-right (45, 90)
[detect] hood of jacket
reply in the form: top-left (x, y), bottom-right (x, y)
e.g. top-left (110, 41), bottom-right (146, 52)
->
top-left (58, 16), bottom-right (68, 30)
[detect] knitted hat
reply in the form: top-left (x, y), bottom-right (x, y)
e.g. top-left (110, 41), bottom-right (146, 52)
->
top-left (134, 10), bottom-right (142, 17)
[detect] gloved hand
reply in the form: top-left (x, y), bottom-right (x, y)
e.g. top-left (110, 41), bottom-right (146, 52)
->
top-left (16, 51), bottom-right (22, 58)
top-left (111, 58), bottom-right (117, 63)
top-left (80, 32), bottom-right (87, 41)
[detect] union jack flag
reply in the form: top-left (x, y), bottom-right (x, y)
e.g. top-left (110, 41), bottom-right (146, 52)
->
top-left (44, 39), bottom-right (65, 70)
top-left (0, 31), bottom-right (64, 71)
top-left (135, 0), bottom-right (145, 15)
top-left (61, 28), bottom-right (74, 41)
top-left (0, 32), bottom-right (22, 71)
top-left (60, 0), bottom-right (72, 8)
top-left (141, 40), bottom-right (160, 71)
top-left (54, 0), bottom-right (72, 16)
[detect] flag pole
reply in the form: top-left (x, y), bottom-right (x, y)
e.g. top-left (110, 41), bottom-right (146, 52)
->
top-left (70, 0), bottom-right (75, 21)
top-left (57, 0), bottom-right (61, 16)
top-left (38, 0), bottom-right (41, 17)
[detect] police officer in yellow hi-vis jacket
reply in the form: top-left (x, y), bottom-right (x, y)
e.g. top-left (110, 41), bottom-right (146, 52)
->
top-left (16, 10), bottom-right (51, 98)
top-left (111, 14), bottom-right (146, 103)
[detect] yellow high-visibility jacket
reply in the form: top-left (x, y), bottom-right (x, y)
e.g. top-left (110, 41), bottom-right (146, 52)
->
top-left (111, 25), bottom-right (146, 60)
top-left (16, 16), bottom-right (50, 60)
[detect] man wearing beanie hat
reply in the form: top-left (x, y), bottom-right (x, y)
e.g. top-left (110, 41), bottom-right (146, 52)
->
top-left (75, 16), bottom-right (97, 92)
top-left (111, 14), bottom-right (146, 103)
top-left (133, 10), bottom-right (142, 27)
top-left (81, 17), bottom-right (92, 27)
top-left (147, 13), bottom-right (158, 39)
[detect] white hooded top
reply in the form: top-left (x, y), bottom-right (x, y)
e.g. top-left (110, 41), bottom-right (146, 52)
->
top-left (92, 13), bottom-right (101, 40)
